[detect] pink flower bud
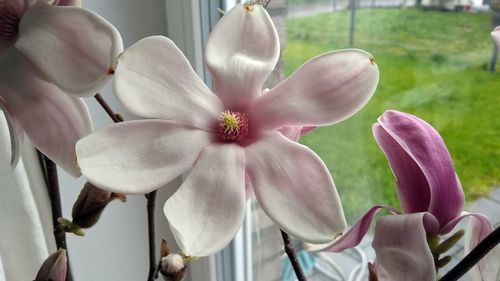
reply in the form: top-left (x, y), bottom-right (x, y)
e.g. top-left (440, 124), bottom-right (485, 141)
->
top-left (34, 249), bottom-right (67, 281)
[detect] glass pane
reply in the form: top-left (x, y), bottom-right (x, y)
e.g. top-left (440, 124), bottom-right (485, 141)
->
top-left (252, 0), bottom-right (500, 280)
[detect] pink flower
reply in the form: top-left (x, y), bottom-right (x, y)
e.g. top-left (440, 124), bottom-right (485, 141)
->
top-left (0, 0), bottom-right (122, 176)
top-left (76, 4), bottom-right (379, 257)
top-left (313, 110), bottom-right (499, 281)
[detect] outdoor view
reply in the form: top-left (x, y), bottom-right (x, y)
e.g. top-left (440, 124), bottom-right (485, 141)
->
top-left (256, 0), bottom-right (500, 280)
top-left (287, 0), bottom-right (500, 220)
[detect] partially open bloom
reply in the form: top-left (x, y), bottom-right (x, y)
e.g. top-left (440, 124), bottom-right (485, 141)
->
top-left (0, 0), bottom-right (122, 176)
top-left (34, 249), bottom-right (67, 281)
top-left (76, 4), bottom-right (379, 257)
top-left (313, 110), bottom-right (499, 281)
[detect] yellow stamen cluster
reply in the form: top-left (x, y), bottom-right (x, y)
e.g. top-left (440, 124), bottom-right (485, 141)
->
top-left (219, 111), bottom-right (241, 134)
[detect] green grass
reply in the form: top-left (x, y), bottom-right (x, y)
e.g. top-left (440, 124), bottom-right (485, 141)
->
top-left (285, 8), bottom-right (500, 220)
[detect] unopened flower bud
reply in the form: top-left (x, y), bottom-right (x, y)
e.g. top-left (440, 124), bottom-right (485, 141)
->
top-left (34, 249), bottom-right (67, 281)
top-left (72, 182), bottom-right (126, 228)
top-left (157, 238), bottom-right (187, 281)
top-left (160, 254), bottom-right (186, 281)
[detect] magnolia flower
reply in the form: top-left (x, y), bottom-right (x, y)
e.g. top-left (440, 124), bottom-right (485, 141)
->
top-left (76, 3), bottom-right (379, 257)
top-left (0, 0), bottom-right (122, 176)
top-left (313, 110), bottom-right (499, 281)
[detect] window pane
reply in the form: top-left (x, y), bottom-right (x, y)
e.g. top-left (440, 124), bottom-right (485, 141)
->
top-left (252, 0), bottom-right (500, 280)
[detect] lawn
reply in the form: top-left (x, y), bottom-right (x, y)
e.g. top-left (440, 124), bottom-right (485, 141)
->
top-left (285, 8), bottom-right (500, 220)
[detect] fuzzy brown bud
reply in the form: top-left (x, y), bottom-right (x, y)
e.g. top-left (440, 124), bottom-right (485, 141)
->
top-left (160, 254), bottom-right (186, 281)
top-left (72, 182), bottom-right (126, 228)
top-left (156, 239), bottom-right (188, 281)
top-left (34, 249), bottom-right (67, 281)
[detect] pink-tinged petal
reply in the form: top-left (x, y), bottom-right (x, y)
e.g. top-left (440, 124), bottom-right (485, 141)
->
top-left (164, 144), bottom-right (246, 257)
top-left (246, 132), bottom-right (346, 243)
top-left (76, 120), bottom-right (212, 194)
top-left (465, 215), bottom-right (500, 281)
top-left (245, 172), bottom-right (253, 199)
top-left (0, 49), bottom-right (92, 177)
top-left (205, 4), bottom-right (279, 111)
top-left (0, 98), bottom-right (24, 166)
top-left (54, 0), bottom-right (81, 6)
top-left (0, 0), bottom-right (36, 52)
top-left (373, 213), bottom-right (439, 281)
top-left (15, 1), bottom-right (123, 96)
top-left (278, 126), bottom-right (317, 141)
top-left (373, 122), bottom-right (431, 214)
top-left (492, 26), bottom-right (500, 49)
top-left (440, 212), bottom-right (500, 281)
top-left (114, 36), bottom-right (222, 129)
top-left (1, 0), bottom-right (34, 15)
top-left (310, 205), bottom-right (401, 253)
top-left (278, 126), bottom-right (302, 142)
top-left (376, 110), bottom-right (464, 226)
top-left (247, 49), bottom-right (379, 132)
top-left (300, 126), bottom-right (317, 136)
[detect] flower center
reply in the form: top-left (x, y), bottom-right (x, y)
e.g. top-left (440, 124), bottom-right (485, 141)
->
top-left (216, 110), bottom-right (249, 142)
top-left (0, 2), bottom-right (20, 40)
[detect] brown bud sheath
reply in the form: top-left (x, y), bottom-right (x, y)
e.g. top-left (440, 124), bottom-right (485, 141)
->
top-left (72, 182), bottom-right (126, 228)
top-left (161, 238), bottom-right (170, 257)
top-left (34, 249), bottom-right (67, 281)
top-left (368, 262), bottom-right (378, 281)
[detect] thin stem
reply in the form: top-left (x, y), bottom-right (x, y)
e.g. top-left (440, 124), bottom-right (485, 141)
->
top-left (42, 154), bottom-right (66, 249)
top-left (146, 191), bottom-right (158, 281)
top-left (439, 226), bottom-right (500, 281)
top-left (93, 92), bottom-right (157, 281)
top-left (40, 153), bottom-right (73, 281)
top-left (94, 93), bottom-right (122, 123)
top-left (280, 230), bottom-right (307, 281)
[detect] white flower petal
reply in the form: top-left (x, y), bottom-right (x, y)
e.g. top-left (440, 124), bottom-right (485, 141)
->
top-left (0, 99), bottom-right (23, 167)
top-left (0, 49), bottom-right (92, 177)
top-left (16, 1), bottom-right (123, 96)
top-left (373, 213), bottom-right (439, 281)
top-left (164, 144), bottom-right (246, 257)
top-left (245, 132), bottom-right (346, 243)
top-left (114, 36), bottom-right (222, 129)
top-left (76, 120), bottom-right (212, 194)
top-left (465, 214), bottom-right (500, 281)
top-left (440, 212), bottom-right (500, 281)
top-left (247, 49), bottom-right (379, 132)
top-left (205, 4), bottom-right (279, 111)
